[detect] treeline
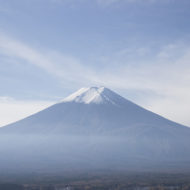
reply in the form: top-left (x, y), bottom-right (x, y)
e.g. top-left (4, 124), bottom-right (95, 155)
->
top-left (0, 184), bottom-right (24, 190)
top-left (1, 173), bottom-right (190, 190)
top-left (19, 183), bottom-right (190, 190)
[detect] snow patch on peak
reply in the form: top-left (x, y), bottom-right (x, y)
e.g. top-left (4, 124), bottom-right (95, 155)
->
top-left (62, 86), bottom-right (118, 105)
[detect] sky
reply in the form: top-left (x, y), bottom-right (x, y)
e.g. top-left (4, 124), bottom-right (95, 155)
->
top-left (0, 0), bottom-right (190, 127)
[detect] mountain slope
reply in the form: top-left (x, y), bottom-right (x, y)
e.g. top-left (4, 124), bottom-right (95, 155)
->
top-left (0, 87), bottom-right (190, 172)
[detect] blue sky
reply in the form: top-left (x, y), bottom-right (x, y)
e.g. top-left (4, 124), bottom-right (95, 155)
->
top-left (0, 0), bottom-right (190, 126)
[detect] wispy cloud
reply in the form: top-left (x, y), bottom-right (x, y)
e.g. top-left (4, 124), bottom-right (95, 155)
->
top-left (0, 33), bottom-right (97, 86)
top-left (50, 0), bottom-right (168, 6)
top-left (0, 96), bottom-right (53, 127)
top-left (97, 43), bottom-right (190, 126)
top-left (97, 0), bottom-right (172, 4)
top-left (96, 0), bottom-right (155, 5)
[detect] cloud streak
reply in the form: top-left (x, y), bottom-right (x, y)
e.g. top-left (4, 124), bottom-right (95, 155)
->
top-left (0, 96), bottom-right (53, 127)
top-left (0, 34), bottom-right (97, 86)
top-left (49, 0), bottom-right (169, 7)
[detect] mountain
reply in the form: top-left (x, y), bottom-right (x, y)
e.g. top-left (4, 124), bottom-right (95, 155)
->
top-left (2, 87), bottom-right (189, 135)
top-left (0, 87), bottom-right (190, 173)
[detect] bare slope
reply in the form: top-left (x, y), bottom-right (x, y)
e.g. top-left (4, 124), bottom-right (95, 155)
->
top-left (0, 87), bottom-right (190, 172)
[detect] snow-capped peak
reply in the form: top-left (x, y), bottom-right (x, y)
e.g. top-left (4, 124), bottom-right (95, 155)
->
top-left (62, 87), bottom-right (120, 105)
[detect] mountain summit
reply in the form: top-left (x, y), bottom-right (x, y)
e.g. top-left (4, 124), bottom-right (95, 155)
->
top-left (62, 86), bottom-right (125, 106)
top-left (63, 87), bottom-right (107, 104)
top-left (0, 87), bottom-right (190, 172)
